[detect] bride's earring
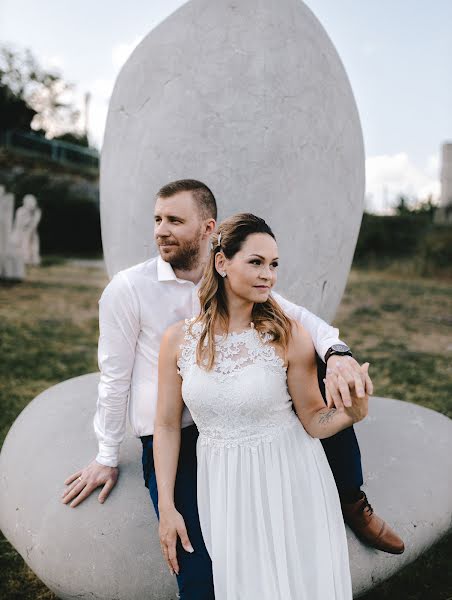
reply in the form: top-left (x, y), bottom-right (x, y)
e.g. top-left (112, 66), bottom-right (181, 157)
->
top-left (221, 271), bottom-right (227, 278)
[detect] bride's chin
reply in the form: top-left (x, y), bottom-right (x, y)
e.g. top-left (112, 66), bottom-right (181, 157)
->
top-left (252, 293), bottom-right (270, 303)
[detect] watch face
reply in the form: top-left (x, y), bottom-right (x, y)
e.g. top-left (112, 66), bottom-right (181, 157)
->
top-left (331, 344), bottom-right (350, 353)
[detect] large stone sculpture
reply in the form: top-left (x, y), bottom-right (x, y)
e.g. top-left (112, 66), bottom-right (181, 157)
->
top-left (0, 185), bottom-right (25, 280)
top-left (101, 0), bottom-right (365, 323)
top-left (0, 1), bottom-right (451, 599)
top-left (11, 194), bottom-right (42, 266)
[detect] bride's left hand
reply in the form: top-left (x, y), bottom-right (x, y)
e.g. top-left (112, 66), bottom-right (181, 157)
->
top-left (159, 506), bottom-right (194, 575)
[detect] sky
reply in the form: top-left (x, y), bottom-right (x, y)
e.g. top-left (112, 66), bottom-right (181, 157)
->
top-left (1, 0), bottom-right (451, 213)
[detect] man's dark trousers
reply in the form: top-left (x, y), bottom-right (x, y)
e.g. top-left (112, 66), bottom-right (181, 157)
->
top-left (316, 354), bottom-right (364, 494)
top-left (141, 355), bottom-right (363, 600)
top-left (141, 425), bottom-right (215, 600)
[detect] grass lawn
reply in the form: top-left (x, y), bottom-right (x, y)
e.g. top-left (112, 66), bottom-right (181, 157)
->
top-left (0, 261), bottom-right (451, 599)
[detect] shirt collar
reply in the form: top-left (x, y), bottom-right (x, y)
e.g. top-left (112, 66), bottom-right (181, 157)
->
top-left (157, 255), bottom-right (196, 286)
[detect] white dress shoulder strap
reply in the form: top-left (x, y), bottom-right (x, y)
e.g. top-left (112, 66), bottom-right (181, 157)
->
top-left (177, 318), bottom-right (202, 377)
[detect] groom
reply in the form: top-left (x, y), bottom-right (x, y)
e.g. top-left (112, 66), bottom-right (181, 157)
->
top-left (62, 179), bottom-right (404, 598)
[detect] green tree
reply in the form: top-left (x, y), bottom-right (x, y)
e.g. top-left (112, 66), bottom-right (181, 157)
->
top-left (0, 45), bottom-right (81, 139)
top-left (0, 81), bottom-right (36, 131)
top-left (395, 195), bottom-right (411, 215)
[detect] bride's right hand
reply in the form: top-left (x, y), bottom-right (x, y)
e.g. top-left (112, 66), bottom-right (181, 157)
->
top-left (158, 505), bottom-right (194, 575)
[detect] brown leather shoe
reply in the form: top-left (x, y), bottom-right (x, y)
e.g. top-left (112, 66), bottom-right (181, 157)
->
top-left (341, 491), bottom-right (405, 554)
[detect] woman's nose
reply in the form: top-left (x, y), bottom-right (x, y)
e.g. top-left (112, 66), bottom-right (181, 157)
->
top-left (259, 265), bottom-right (272, 279)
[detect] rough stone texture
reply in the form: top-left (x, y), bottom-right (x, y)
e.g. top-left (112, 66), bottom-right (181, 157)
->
top-left (100, 0), bottom-right (365, 323)
top-left (1, 374), bottom-right (451, 599)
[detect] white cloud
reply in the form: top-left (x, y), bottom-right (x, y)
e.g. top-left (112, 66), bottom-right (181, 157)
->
top-left (365, 153), bottom-right (440, 214)
top-left (78, 35), bottom-right (145, 147)
top-left (426, 154), bottom-right (440, 178)
top-left (89, 78), bottom-right (115, 99)
top-left (40, 54), bottom-right (65, 72)
top-left (111, 35), bottom-right (144, 70)
top-left (79, 78), bottom-right (114, 149)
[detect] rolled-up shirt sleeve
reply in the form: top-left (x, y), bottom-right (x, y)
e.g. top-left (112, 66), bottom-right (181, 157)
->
top-left (272, 291), bottom-right (344, 362)
top-left (94, 272), bottom-right (140, 467)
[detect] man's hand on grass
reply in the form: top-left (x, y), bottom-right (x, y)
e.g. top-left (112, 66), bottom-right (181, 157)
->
top-left (61, 460), bottom-right (119, 508)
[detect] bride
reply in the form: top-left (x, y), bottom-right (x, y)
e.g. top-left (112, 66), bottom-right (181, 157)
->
top-left (154, 213), bottom-right (369, 599)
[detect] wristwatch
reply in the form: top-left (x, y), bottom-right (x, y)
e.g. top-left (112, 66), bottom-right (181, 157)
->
top-left (324, 344), bottom-right (353, 363)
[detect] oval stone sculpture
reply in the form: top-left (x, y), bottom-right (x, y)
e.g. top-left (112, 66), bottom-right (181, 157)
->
top-left (0, 374), bottom-right (178, 600)
top-left (1, 375), bottom-right (452, 599)
top-left (101, 0), bottom-right (365, 323)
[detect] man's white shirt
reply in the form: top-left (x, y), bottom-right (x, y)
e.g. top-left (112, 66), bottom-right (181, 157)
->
top-left (94, 256), bottom-right (344, 467)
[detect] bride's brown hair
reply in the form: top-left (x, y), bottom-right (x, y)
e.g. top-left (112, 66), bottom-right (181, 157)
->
top-left (192, 213), bottom-right (292, 370)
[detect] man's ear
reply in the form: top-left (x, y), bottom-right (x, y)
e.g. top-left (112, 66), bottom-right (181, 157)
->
top-left (202, 218), bottom-right (216, 238)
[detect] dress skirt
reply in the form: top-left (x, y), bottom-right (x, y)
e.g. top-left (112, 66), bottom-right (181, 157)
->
top-left (196, 417), bottom-right (353, 600)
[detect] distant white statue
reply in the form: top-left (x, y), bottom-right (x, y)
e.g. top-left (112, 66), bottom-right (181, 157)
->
top-left (10, 194), bottom-right (42, 266)
top-left (0, 186), bottom-right (25, 280)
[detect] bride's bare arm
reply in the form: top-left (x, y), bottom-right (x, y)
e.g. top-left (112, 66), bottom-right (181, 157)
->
top-left (286, 321), bottom-right (369, 439)
top-left (154, 322), bottom-right (193, 575)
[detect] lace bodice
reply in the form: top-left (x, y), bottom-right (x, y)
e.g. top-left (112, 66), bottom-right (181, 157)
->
top-left (177, 319), bottom-right (299, 449)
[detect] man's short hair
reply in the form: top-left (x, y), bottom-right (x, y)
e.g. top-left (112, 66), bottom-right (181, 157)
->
top-left (156, 179), bottom-right (217, 220)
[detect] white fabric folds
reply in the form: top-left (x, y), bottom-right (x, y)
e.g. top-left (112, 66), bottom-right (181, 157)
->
top-left (178, 320), bottom-right (352, 600)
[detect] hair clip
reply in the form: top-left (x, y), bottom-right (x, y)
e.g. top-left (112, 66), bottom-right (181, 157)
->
top-left (217, 232), bottom-right (222, 248)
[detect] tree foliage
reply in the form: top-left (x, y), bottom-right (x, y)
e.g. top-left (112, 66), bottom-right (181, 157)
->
top-left (0, 79), bottom-right (36, 132)
top-left (0, 45), bottom-right (82, 140)
top-left (394, 194), bottom-right (437, 218)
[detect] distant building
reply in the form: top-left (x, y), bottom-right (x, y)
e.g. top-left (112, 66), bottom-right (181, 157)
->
top-left (435, 142), bottom-right (452, 224)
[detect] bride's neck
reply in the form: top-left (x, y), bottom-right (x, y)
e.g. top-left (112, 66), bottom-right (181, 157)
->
top-left (222, 295), bottom-right (254, 333)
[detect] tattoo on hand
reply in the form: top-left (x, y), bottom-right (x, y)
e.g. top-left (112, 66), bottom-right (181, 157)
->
top-left (318, 408), bottom-right (337, 425)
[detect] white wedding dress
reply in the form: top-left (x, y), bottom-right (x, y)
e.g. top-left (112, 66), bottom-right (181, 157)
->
top-left (177, 319), bottom-right (353, 600)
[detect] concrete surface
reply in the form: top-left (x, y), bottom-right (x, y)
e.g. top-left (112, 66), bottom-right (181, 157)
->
top-left (100, 0), bottom-right (365, 323)
top-left (1, 373), bottom-right (451, 599)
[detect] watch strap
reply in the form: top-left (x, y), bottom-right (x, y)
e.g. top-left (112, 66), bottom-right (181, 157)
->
top-left (324, 347), bottom-right (353, 363)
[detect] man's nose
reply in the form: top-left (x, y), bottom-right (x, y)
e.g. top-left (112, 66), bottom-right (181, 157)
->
top-left (155, 221), bottom-right (170, 237)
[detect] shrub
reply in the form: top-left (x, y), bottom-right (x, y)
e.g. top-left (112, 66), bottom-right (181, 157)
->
top-left (419, 226), bottom-right (452, 275)
top-left (353, 213), bottom-right (432, 264)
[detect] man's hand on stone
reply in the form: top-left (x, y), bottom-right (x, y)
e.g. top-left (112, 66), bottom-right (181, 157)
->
top-left (61, 460), bottom-right (119, 508)
top-left (324, 355), bottom-right (373, 409)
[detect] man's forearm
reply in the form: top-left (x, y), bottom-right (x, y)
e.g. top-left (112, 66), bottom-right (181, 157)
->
top-left (94, 342), bottom-right (132, 468)
top-left (94, 272), bottom-right (140, 467)
top-left (93, 387), bottom-right (129, 467)
top-left (272, 291), bottom-right (344, 360)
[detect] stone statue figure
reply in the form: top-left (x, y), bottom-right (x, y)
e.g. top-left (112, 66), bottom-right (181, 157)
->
top-left (0, 186), bottom-right (25, 280)
top-left (10, 194), bottom-right (42, 266)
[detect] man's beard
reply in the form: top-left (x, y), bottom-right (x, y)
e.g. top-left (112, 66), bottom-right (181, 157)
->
top-left (158, 236), bottom-right (202, 271)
